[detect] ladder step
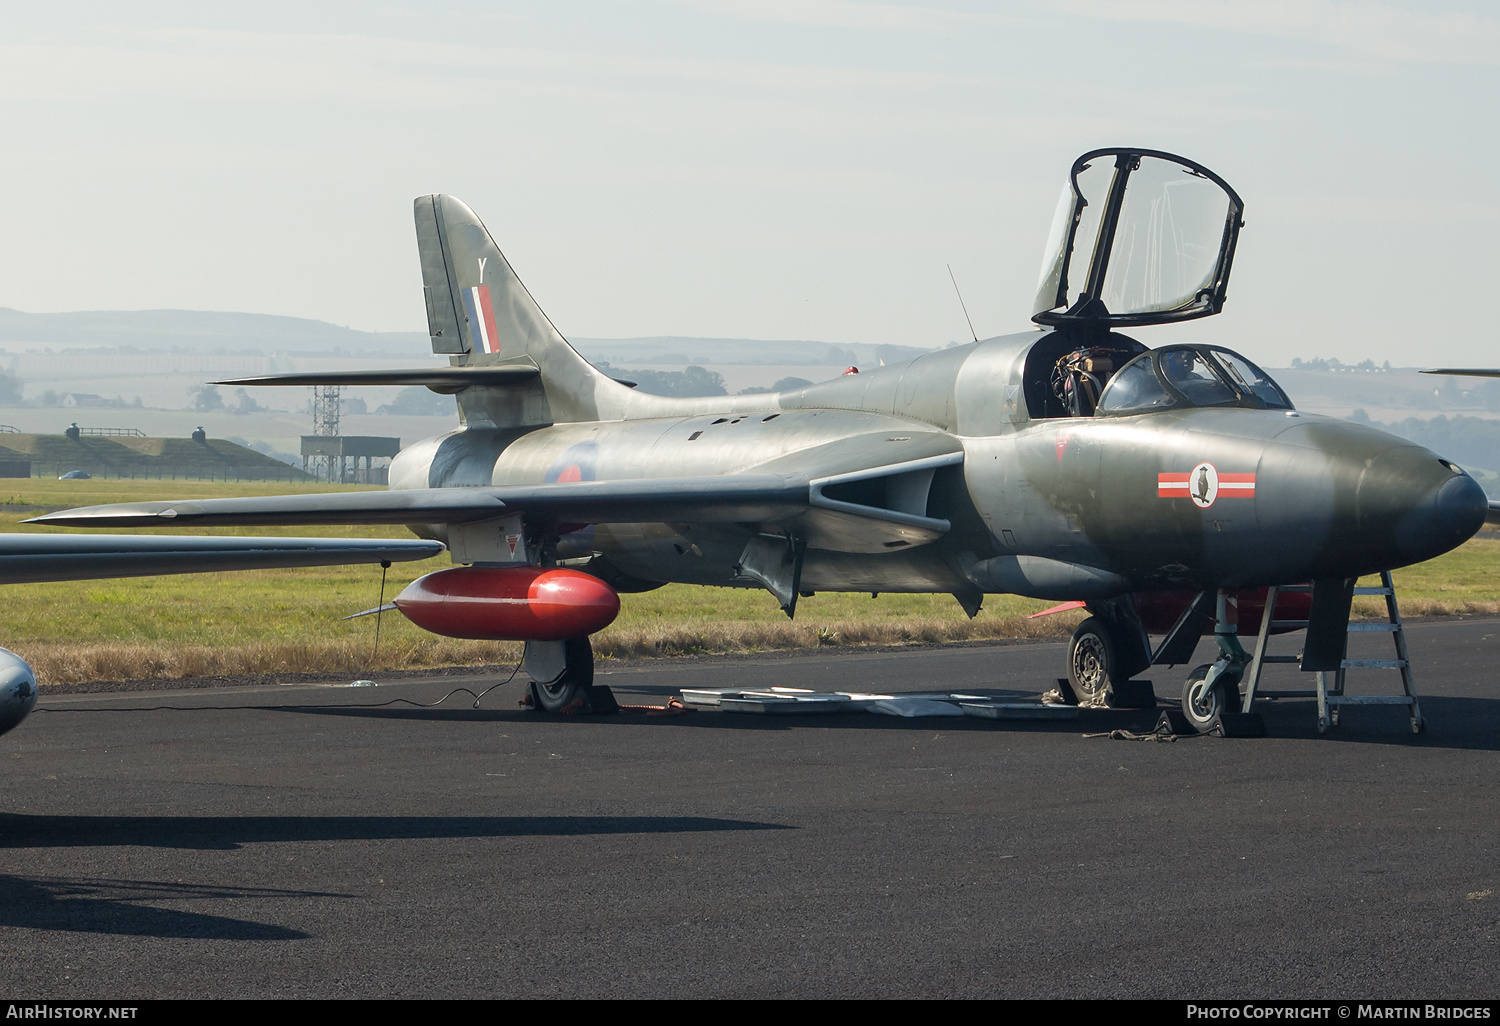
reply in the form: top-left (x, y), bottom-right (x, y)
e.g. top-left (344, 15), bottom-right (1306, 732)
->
top-left (1250, 571), bottom-right (1420, 732)
top-left (1278, 585), bottom-right (1313, 593)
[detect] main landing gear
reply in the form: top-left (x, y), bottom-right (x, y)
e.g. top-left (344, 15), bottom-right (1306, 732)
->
top-left (1067, 617), bottom-right (1120, 707)
top-left (523, 636), bottom-right (618, 714)
top-left (1063, 603), bottom-right (1155, 709)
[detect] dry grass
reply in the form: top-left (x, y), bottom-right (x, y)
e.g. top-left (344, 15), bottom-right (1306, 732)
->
top-left (17, 610), bottom-right (1084, 685)
top-left (1353, 596), bottom-right (1500, 619)
top-left (590, 609), bottom-right (1081, 659)
top-left (20, 636), bottom-right (522, 685)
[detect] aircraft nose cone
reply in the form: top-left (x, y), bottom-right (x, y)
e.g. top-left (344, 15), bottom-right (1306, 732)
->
top-left (1389, 463), bottom-right (1487, 564)
top-left (1259, 421), bottom-right (1488, 578)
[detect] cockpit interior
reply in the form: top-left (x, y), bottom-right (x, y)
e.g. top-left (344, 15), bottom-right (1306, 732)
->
top-left (1017, 146), bottom-right (1276, 420)
top-left (1022, 334), bottom-right (1294, 420)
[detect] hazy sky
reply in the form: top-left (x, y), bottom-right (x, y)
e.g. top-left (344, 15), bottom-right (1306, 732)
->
top-left (1, 1), bottom-right (1496, 365)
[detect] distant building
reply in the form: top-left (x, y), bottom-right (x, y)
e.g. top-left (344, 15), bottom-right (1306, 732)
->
top-left (301, 435), bottom-right (400, 484)
top-left (61, 393), bottom-right (112, 408)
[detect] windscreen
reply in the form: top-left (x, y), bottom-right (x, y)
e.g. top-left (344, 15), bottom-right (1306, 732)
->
top-left (1096, 355), bottom-right (1176, 413)
top-left (1210, 349), bottom-right (1293, 409)
top-left (1157, 348), bottom-right (1238, 405)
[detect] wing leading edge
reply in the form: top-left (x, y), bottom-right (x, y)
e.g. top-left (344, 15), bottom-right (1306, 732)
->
top-left (29, 455), bottom-right (964, 554)
top-left (0, 535), bottom-right (442, 586)
top-left (28, 478), bottom-right (811, 528)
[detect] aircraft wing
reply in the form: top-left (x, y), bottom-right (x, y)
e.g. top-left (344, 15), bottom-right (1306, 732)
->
top-left (215, 366), bottom-right (539, 390)
top-left (1490, 501), bottom-right (1500, 526)
top-left (28, 478), bottom-right (810, 528)
top-left (29, 451), bottom-right (964, 554)
top-left (0, 534), bottom-right (442, 586)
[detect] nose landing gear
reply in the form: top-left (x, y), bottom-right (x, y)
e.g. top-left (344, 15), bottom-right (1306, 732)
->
top-left (1181, 664), bottom-right (1239, 733)
top-left (1178, 590), bottom-right (1264, 736)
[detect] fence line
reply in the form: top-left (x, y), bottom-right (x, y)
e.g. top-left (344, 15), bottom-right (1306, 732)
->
top-left (78, 427), bottom-right (148, 438)
top-left (31, 464), bottom-right (311, 483)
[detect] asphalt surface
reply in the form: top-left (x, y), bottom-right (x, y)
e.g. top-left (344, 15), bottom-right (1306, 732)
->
top-left (3, 619), bottom-right (1499, 999)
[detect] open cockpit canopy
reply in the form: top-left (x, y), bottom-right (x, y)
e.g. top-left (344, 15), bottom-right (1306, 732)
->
top-left (1095, 345), bottom-right (1292, 416)
top-left (1033, 148), bottom-right (1244, 328)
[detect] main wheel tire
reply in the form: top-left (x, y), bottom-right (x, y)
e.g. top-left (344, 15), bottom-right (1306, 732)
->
top-left (1181, 664), bottom-right (1236, 733)
top-left (532, 636), bottom-right (595, 713)
top-left (1067, 617), bottom-right (1120, 707)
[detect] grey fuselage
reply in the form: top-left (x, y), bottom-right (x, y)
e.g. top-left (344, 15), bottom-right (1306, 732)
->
top-left (390, 329), bottom-right (1486, 604)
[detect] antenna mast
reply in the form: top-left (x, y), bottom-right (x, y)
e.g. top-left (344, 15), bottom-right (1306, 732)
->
top-left (947, 264), bottom-right (979, 343)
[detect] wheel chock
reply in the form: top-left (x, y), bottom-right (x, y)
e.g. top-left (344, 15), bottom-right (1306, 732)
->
top-left (584, 684), bottom-right (620, 715)
top-left (1156, 709), bottom-right (1194, 735)
top-left (1107, 679), bottom-right (1156, 709)
top-left (1217, 710), bottom-right (1266, 738)
top-left (1053, 677), bottom-right (1081, 705)
top-left (525, 682), bottom-right (620, 715)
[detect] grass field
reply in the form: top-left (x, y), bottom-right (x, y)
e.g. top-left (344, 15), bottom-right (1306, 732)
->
top-left (5, 477), bottom-right (1498, 685)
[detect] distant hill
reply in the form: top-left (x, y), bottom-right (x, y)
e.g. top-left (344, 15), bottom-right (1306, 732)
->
top-left (570, 336), bottom-right (935, 367)
top-left (0, 433), bottom-right (313, 482)
top-left (0, 309), bottom-right (426, 356)
top-left (0, 311), bottom-right (939, 367)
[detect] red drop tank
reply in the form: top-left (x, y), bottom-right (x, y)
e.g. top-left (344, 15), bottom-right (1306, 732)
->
top-left (393, 566), bottom-right (621, 641)
top-left (1132, 586), bottom-right (1314, 637)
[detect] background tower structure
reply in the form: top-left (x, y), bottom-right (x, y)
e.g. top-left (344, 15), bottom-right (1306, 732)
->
top-left (303, 384), bottom-right (342, 482)
top-left (300, 385), bottom-right (400, 485)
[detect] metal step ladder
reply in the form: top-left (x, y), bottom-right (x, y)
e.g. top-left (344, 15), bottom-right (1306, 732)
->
top-left (1239, 571), bottom-right (1424, 735)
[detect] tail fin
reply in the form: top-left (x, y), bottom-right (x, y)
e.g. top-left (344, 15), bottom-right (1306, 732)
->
top-left (414, 194), bottom-right (617, 424)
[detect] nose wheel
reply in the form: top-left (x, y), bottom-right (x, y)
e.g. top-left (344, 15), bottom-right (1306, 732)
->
top-left (1181, 664), bottom-right (1239, 733)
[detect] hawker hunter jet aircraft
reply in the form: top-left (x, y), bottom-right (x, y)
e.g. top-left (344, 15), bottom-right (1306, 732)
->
top-left (36, 148), bottom-right (1489, 732)
top-left (0, 533), bottom-right (442, 737)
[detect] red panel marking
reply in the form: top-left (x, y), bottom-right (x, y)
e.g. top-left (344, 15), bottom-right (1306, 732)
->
top-left (475, 284), bottom-right (501, 354)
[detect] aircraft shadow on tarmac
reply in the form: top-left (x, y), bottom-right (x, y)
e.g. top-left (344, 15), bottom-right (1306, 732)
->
top-left (272, 701), bottom-right (1084, 732)
top-left (0, 875), bottom-right (327, 941)
top-left (271, 694), bottom-right (1500, 748)
top-left (0, 813), bottom-right (791, 852)
top-left (40, 691), bottom-right (1500, 747)
top-left (1254, 694), bottom-right (1500, 751)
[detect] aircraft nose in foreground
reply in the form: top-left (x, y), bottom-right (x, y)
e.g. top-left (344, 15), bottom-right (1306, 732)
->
top-left (1374, 451), bottom-right (1488, 565)
top-left (1257, 422), bottom-right (1487, 579)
